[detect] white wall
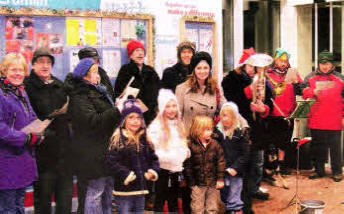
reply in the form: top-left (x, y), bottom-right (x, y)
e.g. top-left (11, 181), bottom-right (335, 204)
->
top-left (100, 0), bottom-right (223, 80)
top-left (233, 0), bottom-right (243, 68)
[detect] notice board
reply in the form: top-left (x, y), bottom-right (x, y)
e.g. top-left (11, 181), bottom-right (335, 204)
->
top-left (0, 8), bottom-right (154, 83)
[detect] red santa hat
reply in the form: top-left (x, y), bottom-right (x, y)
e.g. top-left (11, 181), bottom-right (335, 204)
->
top-left (237, 47), bottom-right (256, 68)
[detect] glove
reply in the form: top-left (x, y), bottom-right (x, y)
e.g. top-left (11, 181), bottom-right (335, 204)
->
top-left (124, 171), bottom-right (136, 185)
top-left (144, 169), bottom-right (158, 181)
top-left (25, 133), bottom-right (44, 147)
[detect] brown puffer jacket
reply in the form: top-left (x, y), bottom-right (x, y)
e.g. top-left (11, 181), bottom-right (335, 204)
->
top-left (184, 138), bottom-right (225, 187)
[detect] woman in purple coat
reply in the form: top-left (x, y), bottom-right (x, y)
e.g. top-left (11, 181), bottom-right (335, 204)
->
top-left (0, 53), bottom-right (43, 213)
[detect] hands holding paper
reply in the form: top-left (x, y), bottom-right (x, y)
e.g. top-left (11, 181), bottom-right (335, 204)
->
top-left (314, 81), bottom-right (335, 96)
top-left (285, 68), bottom-right (300, 84)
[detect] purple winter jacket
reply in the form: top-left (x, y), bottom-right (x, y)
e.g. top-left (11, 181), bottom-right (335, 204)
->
top-left (0, 80), bottom-right (37, 190)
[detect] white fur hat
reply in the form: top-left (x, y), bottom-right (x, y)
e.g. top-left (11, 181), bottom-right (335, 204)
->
top-left (158, 88), bottom-right (178, 115)
top-left (220, 101), bottom-right (239, 118)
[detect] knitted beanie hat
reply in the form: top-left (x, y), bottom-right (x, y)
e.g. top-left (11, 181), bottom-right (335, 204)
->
top-left (177, 40), bottom-right (196, 61)
top-left (72, 58), bottom-right (94, 79)
top-left (190, 51), bottom-right (212, 72)
top-left (127, 40), bottom-right (145, 57)
top-left (120, 99), bottom-right (144, 126)
top-left (158, 88), bottom-right (179, 116)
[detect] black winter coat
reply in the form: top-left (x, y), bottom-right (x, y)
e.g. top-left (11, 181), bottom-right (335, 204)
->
top-left (161, 62), bottom-right (192, 92)
top-left (24, 71), bottom-right (72, 174)
top-left (66, 78), bottom-right (120, 179)
top-left (222, 70), bottom-right (273, 149)
top-left (98, 66), bottom-right (115, 100)
top-left (184, 138), bottom-right (225, 187)
top-left (106, 129), bottom-right (160, 195)
top-left (114, 61), bottom-right (160, 125)
top-left (213, 128), bottom-right (250, 177)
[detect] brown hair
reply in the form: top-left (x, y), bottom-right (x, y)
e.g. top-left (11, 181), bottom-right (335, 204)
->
top-left (0, 53), bottom-right (29, 77)
top-left (189, 115), bottom-right (213, 141)
top-left (186, 72), bottom-right (217, 94)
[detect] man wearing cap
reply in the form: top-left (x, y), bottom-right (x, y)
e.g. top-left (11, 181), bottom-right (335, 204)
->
top-left (222, 49), bottom-right (273, 211)
top-left (302, 51), bottom-right (344, 182)
top-left (264, 48), bottom-right (303, 175)
top-left (24, 48), bottom-right (73, 213)
top-left (114, 40), bottom-right (160, 125)
top-left (78, 47), bottom-right (115, 100)
top-left (161, 40), bottom-right (195, 92)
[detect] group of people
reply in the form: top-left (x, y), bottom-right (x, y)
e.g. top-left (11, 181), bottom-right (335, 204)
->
top-left (0, 37), bottom-right (343, 214)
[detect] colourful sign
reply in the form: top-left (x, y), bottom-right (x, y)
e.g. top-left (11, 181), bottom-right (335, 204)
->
top-left (0, 0), bottom-right (101, 10)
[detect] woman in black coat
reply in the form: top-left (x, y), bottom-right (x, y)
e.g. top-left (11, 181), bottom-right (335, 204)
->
top-left (67, 58), bottom-right (121, 214)
top-left (114, 40), bottom-right (160, 125)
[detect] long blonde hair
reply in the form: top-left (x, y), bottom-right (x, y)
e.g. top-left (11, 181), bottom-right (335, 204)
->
top-left (0, 53), bottom-right (29, 77)
top-left (219, 106), bottom-right (239, 139)
top-left (108, 113), bottom-right (147, 151)
top-left (157, 113), bottom-right (188, 150)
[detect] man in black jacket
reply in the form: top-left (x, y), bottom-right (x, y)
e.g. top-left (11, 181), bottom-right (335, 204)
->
top-left (25, 48), bottom-right (73, 214)
top-left (161, 40), bottom-right (195, 92)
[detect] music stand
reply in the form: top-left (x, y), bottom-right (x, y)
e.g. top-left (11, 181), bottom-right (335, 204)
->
top-left (283, 100), bottom-right (315, 213)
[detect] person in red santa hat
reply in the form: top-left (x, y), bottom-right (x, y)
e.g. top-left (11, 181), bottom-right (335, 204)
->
top-left (264, 48), bottom-right (303, 175)
top-left (114, 40), bottom-right (160, 126)
top-left (222, 48), bottom-right (274, 213)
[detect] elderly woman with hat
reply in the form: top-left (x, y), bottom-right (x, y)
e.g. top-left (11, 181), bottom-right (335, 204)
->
top-left (114, 40), bottom-right (160, 125)
top-left (67, 58), bottom-right (121, 213)
top-left (0, 53), bottom-right (42, 213)
top-left (161, 40), bottom-right (196, 92)
top-left (302, 51), bottom-right (344, 182)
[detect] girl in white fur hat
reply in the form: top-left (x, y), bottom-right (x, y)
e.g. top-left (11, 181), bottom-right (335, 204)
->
top-left (147, 89), bottom-right (190, 212)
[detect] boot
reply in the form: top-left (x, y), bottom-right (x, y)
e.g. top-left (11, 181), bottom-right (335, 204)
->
top-left (279, 160), bottom-right (291, 175)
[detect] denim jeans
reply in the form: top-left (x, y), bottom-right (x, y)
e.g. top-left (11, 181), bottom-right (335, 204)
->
top-left (84, 176), bottom-right (113, 214)
top-left (114, 195), bottom-right (145, 214)
top-left (0, 188), bottom-right (26, 214)
top-left (33, 170), bottom-right (73, 214)
top-left (248, 149), bottom-right (264, 195)
top-left (220, 176), bottom-right (244, 211)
